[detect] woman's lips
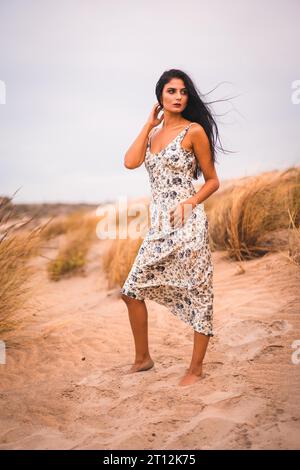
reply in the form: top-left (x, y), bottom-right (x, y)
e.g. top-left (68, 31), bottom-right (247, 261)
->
top-left (173, 104), bottom-right (181, 107)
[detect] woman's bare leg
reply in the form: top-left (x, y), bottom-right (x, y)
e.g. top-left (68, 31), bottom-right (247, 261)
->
top-left (121, 294), bottom-right (154, 373)
top-left (178, 331), bottom-right (210, 386)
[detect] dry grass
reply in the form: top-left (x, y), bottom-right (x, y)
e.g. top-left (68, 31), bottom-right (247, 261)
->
top-left (103, 237), bottom-right (144, 289)
top-left (0, 193), bottom-right (102, 338)
top-left (0, 196), bottom-right (42, 338)
top-left (206, 166), bottom-right (300, 261)
top-left (288, 208), bottom-right (300, 266)
top-left (47, 213), bottom-right (98, 281)
top-left (101, 200), bottom-right (150, 288)
top-left (40, 209), bottom-right (96, 241)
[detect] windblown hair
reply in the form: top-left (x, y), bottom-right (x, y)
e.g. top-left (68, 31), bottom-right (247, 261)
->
top-left (155, 69), bottom-right (235, 180)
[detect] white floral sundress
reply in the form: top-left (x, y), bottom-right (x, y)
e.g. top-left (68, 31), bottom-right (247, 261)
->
top-left (120, 122), bottom-right (214, 337)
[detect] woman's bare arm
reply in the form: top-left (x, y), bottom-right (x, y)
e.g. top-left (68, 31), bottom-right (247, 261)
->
top-left (124, 103), bottom-right (163, 170)
top-left (124, 123), bottom-right (154, 169)
top-left (186, 124), bottom-right (220, 208)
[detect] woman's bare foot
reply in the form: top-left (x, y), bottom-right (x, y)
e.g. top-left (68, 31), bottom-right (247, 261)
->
top-left (127, 358), bottom-right (154, 373)
top-left (178, 364), bottom-right (203, 386)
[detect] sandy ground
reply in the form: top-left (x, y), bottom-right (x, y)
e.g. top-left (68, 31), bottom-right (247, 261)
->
top-left (0, 236), bottom-right (299, 450)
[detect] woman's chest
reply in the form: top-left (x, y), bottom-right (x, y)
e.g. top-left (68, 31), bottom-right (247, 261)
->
top-left (145, 144), bottom-right (196, 175)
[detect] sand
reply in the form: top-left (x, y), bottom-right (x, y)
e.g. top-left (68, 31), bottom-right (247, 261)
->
top-left (0, 236), bottom-right (299, 450)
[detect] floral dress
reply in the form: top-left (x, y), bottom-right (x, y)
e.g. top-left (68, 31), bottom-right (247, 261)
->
top-left (120, 122), bottom-right (214, 337)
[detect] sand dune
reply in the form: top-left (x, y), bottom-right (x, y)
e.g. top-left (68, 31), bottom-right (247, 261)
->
top-left (0, 235), bottom-right (299, 450)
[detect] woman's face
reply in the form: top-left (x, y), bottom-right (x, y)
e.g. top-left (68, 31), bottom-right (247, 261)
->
top-left (160, 78), bottom-right (188, 113)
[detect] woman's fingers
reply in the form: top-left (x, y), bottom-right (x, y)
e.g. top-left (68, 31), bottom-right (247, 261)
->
top-left (169, 209), bottom-right (183, 228)
top-left (151, 103), bottom-right (160, 119)
top-left (169, 202), bottom-right (194, 229)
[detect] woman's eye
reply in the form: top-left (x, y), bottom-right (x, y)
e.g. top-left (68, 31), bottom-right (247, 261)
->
top-left (167, 89), bottom-right (187, 94)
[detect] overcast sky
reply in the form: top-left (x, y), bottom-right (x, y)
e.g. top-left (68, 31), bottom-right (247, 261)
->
top-left (0, 0), bottom-right (299, 204)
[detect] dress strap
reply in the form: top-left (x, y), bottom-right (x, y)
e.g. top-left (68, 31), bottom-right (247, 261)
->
top-left (147, 127), bottom-right (159, 148)
top-left (186, 122), bottom-right (195, 131)
top-left (178, 122), bottom-right (195, 142)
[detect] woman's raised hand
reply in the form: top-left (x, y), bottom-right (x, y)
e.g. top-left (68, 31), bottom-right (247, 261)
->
top-left (146, 103), bottom-right (164, 129)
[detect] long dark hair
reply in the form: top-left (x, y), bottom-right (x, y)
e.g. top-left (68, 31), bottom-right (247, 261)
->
top-left (155, 69), bottom-right (236, 180)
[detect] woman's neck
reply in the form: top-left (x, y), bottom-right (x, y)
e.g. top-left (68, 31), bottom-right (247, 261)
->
top-left (162, 114), bottom-right (189, 129)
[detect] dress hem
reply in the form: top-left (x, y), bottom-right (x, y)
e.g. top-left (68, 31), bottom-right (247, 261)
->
top-left (120, 287), bottom-right (214, 337)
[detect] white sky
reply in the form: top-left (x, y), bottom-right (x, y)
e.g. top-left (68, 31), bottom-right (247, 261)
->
top-left (0, 0), bottom-right (299, 204)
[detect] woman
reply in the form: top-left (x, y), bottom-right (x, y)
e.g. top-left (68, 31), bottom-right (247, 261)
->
top-left (121, 69), bottom-right (221, 386)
